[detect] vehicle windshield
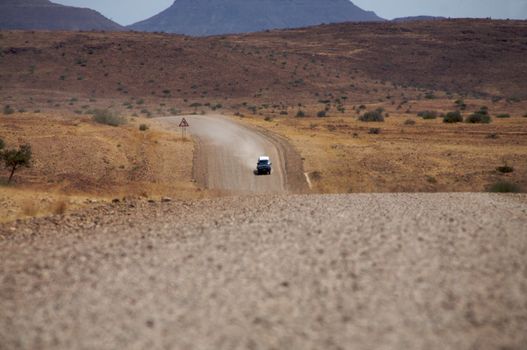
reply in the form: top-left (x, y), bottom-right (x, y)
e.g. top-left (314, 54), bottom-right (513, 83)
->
top-left (258, 160), bottom-right (269, 165)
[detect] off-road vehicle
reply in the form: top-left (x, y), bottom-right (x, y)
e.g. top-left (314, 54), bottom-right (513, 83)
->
top-left (256, 156), bottom-right (272, 175)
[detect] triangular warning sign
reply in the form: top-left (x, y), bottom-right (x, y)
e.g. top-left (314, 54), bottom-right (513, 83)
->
top-left (179, 118), bottom-right (189, 127)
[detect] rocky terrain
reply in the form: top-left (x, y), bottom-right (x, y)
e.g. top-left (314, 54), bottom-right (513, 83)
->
top-left (1, 193), bottom-right (526, 349)
top-left (129, 0), bottom-right (382, 35)
top-left (1, 19), bottom-right (526, 106)
top-left (0, 0), bottom-right (122, 31)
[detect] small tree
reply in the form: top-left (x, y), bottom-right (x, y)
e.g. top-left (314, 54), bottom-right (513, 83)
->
top-left (443, 111), bottom-right (463, 123)
top-left (3, 144), bottom-right (32, 184)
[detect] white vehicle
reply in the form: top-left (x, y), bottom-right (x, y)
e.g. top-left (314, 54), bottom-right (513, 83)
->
top-left (256, 156), bottom-right (272, 175)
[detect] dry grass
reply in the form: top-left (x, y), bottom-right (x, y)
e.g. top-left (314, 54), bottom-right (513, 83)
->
top-left (242, 102), bottom-right (527, 193)
top-left (20, 199), bottom-right (39, 217)
top-left (49, 198), bottom-right (68, 215)
top-left (0, 113), bottom-right (199, 222)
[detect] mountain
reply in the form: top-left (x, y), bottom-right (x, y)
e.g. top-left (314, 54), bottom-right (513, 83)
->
top-left (129, 0), bottom-right (383, 36)
top-left (0, 0), bottom-right (123, 31)
top-left (393, 16), bottom-right (447, 23)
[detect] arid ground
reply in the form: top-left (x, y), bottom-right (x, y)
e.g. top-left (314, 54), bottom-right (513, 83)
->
top-left (1, 19), bottom-right (526, 215)
top-left (0, 20), bottom-right (526, 349)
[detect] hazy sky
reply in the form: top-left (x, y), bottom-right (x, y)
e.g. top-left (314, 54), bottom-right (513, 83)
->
top-left (54, 0), bottom-right (527, 25)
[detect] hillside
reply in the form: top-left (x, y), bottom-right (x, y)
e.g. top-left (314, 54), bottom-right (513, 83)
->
top-left (393, 16), bottom-right (447, 22)
top-left (1, 19), bottom-right (526, 105)
top-left (0, 19), bottom-right (526, 202)
top-left (0, 0), bottom-right (122, 31)
top-left (129, 0), bottom-right (383, 36)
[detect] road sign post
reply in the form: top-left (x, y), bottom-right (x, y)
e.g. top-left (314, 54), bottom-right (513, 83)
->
top-left (179, 117), bottom-right (189, 139)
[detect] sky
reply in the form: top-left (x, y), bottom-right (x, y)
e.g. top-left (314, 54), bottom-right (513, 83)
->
top-left (54, 0), bottom-right (527, 25)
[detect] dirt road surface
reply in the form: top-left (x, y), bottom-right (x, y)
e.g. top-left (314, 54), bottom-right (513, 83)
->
top-left (160, 115), bottom-right (289, 194)
top-left (1, 193), bottom-right (526, 350)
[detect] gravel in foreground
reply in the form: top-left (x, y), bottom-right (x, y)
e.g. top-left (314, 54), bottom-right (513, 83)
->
top-left (1, 193), bottom-right (526, 350)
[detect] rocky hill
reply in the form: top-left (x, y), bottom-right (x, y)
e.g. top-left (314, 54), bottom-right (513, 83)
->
top-left (393, 16), bottom-right (447, 22)
top-left (129, 0), bottom-right (383, 36)
top-left (0, 0), bottom-right (122, 31)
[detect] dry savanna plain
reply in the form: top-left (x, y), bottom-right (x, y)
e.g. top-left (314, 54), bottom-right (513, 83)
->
top-left (0, 19), bottom-right (527, 219)
top-left (1, 18), bottom-right (527, 350)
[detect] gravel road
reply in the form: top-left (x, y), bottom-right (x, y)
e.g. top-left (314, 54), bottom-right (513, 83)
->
top-left (161, 115), bottom-right (288, 193)
top-left (1, 193), bottom-right (526, 350)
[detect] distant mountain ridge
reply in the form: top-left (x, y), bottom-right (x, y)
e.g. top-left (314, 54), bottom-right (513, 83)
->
top-left (0, 0), bottom-right (123, 31)
top-left (129, 0), bottom-right (384, 36)
top-left (392, 16), bottom-right (447, 22)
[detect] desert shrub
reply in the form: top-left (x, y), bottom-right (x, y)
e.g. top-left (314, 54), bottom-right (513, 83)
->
top-left (426, 176), bottom-right (437, 184)
top-left (455, 99), bottom-right (467, 110)
top-left (418, 111), bottom-right (437, 120)
top-left (92, 109), bottom-right (126, 126)
top-left (279, 111), bottom-right (288, 115)
top-left (2, 144), bottom-right (32, 184)
top-left (465, 112), bottom-right (491, 124)
top-left (3, 105), bottom-right (15, 115)
top-left (0, 138), bottom-right (4, 150)
top-left (486, 133), bottom-right (499, 139)
top-left (359, 110), bottom-right (384, 122)
top-left (369, 128), bottom-right (381, 134)
top-left (425, 92), bottom-right (435, 99)
top-left (496, 113), bottom-right (511, 118)
top-left (443, 111), bottom-right (463, 123)
top-left (488, 181), bottom-right (521, 193)
top-left (264, 116), bottom-right (273, 122)
top-left (296, 110), bottom-right (306, 118)
top-left (404, 119), bottom-right (416, 125)
top-left (523, 113), bottom-right (527, 118)
top-left (139, 124), bottom-right (149, 131)
top-left (317, 110), bottom-right (327, 118)
top-left (311, 171), bottom-right (322, 181)
top-left (496, 165), bottom-right (514, 173)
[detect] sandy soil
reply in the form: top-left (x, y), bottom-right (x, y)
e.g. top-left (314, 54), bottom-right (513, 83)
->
top-left (243, 112), bottom-right (527, 193)
top-left (0, 113), bottom-right (197, 222)
top-left (160, 115), bottom-right (287, 194)
top-left (1, 193), bottom-right (526, 350)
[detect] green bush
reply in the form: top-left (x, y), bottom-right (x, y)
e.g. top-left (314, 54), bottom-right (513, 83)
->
top-left (443, 111), bottom-right (463, 123)
top-left (296, 110), bottom-right (306, 118)
top-left (496, 165), bottom-right (514, 173)
top-left (489, 181), bottom-right (521, 193)
top-left (2, 144), bottom-right (32, 184)
top-left (496, 113), bottom-right (511, 118)
top-left (418, 111), bottom-right (437, 120)
top-left (465, 112), bottom-right (491, 124)
top-left (317, 110), bottom-right (327, 118)
top-left (454, 99), bottom-right (467, 110)
top-left (404, 119), bottom-right (416, 125)
top-left (92, 109), bottom-right (126, 126)
top-left (359, 110), bottom-right (384, 122)
top-left (3, 105), bottom-right (15, 115)
top-left (139, 124), bottom-right (149, 131)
